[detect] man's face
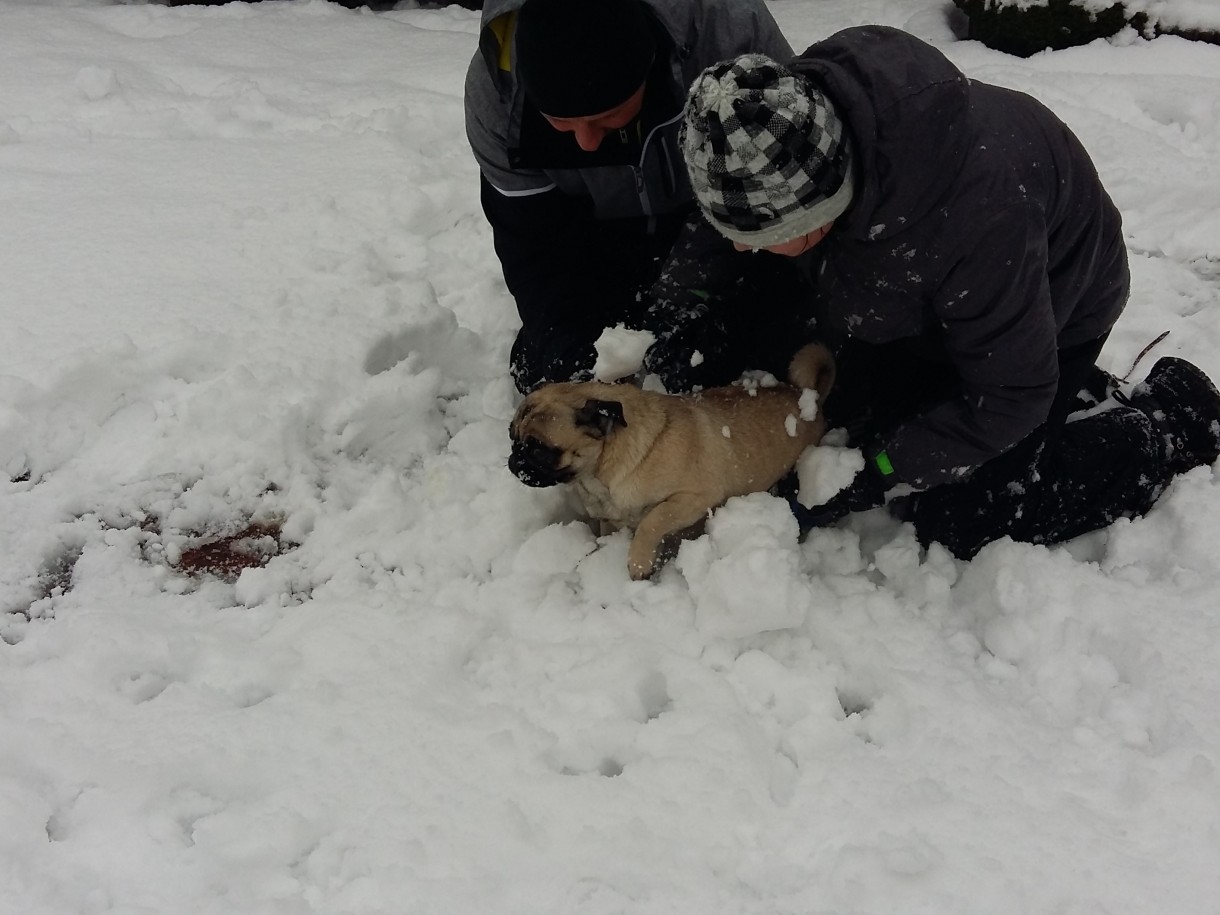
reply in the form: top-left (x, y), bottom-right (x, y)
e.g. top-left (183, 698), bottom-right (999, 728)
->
top-left (541, 84), bottom-right (646, 152)
top-left (733, 223), bottom-right (835, 257)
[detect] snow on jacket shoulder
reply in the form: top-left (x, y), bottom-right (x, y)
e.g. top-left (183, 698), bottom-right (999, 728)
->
top-left (794, 26), bottom-right (1128, 487)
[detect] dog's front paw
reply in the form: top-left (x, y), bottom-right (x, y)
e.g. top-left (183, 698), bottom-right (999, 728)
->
top-left (627, 526), bottom-right (695, 580)
top-left (626, 545), bottom-right (657, 581)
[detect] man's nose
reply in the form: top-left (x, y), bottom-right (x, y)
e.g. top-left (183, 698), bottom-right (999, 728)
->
top-left (572, 123), bottom-right (605, 151)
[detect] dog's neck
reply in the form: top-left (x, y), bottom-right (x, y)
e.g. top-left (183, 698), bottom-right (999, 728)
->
top-left (596, 407), bottom-right (670, 488)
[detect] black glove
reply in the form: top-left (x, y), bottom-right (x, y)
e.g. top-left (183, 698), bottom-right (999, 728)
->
top-left (790, 448), bottom-right (898, 531)
top-left (642, 314), bottom-right (734, 393)
top-left (510, 330), bottom-right (598, 394)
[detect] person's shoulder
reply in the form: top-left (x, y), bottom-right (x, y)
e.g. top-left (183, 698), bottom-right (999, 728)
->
top-left (802, 25), bottom-right (948, 66)
top-left (463, 3), bottom-right (518, 112)
top-left (799, 26), bottom-right (965, 110)
top-left (463, 48), bottom-right (493, 108)
top-left (647, 0), bottom-right (779, 36)
top-left (463, 38), bottom-right (511, 134)
top-left (659, 0), bottom-right (791, 66)
top-left (686, 0), bottom-right (773, 13)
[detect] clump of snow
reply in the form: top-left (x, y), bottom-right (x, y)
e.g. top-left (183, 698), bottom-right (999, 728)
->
top-left (673, 494), bottom-right (808, 639)
top-left (796, 437), bottom-right (865, 507)
top-left (1136, 0), bottom-right (1220, 33)
top-left (592, 324), bottom-right (655, 382)
top-left (740, 370), bottom-right (781, 388)
top-left (798, 386), bottom-right (820, 421)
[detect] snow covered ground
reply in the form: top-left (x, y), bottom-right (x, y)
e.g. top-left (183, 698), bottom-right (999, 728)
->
top-left (1, 1), bottom-right (1218, 913)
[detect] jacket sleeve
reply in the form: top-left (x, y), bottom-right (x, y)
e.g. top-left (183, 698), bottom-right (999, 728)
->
top-left (882, 203), bottom-right (1060, 487)
top-left (635, 212), bottom-right (748, 390)
top-left (465, 59), bottom-right (649, 392)
top-left (643, 210), bottom-right (744, 334)
top-left (641, 211), bottom-right (818, 391)
top-left (480, 176), bottom-right (652, 391)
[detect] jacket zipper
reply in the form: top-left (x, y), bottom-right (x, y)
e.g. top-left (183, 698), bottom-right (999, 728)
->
top-left (634, 110), bottom-right (684, 232)
top-left (632, 165), bottom-right (655, 234)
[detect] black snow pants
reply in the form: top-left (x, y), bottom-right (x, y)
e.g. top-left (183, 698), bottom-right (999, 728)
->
top-left (825, 335), bottom-right (1178, 559)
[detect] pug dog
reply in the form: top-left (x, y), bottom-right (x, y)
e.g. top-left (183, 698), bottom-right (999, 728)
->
top-left (508, 342), bottom-right (835, 580)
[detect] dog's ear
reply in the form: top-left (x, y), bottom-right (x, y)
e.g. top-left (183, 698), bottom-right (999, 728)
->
top-left (574, 398), bottom-right (627, 438)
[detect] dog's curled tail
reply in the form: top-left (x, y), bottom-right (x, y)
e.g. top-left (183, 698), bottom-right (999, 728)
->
top-left (787, 342), bottom-right (836, 405)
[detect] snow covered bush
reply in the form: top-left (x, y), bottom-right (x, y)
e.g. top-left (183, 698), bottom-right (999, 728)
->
top-left (954, 0), bottom-right (1220, 56)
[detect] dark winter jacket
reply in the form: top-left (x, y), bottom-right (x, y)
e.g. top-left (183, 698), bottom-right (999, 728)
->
top-left (464, 0), bottom-right (793, 390)
top-left (791, 26), bottom-right (1129, 487)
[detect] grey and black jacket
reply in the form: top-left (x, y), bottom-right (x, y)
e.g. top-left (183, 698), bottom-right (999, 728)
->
top-left (464, 0), bottom-right (792, 391)
top-left (795, 26), bottom-right (1127, 488)
top-left (788, 27), bottom-right (1128, 488)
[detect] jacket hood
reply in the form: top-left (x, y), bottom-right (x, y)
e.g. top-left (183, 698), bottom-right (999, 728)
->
top-left (790, 27), bottom-right (973, 242)
top-left (479, 0), bottom-right (526, 26)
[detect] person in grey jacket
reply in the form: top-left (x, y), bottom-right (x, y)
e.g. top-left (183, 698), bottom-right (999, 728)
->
top-left (672, 27), bottom-right (1220, 557)
top-left (463, 0), bottom-right (798, 393)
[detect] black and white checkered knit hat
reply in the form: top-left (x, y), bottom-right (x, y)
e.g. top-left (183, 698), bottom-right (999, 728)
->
top-left (681, 54), bottom-right (855, 248)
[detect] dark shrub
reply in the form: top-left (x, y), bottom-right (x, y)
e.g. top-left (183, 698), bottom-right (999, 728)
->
top-left (953, 0), bottom-right (1219, 57)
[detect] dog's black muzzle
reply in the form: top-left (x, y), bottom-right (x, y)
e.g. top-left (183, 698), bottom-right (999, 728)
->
top-left (509, 437), bottom-right (575, 487)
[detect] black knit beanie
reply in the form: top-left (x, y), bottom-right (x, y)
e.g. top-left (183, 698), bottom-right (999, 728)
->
top-left (515, 0), bottom-right (657, 118)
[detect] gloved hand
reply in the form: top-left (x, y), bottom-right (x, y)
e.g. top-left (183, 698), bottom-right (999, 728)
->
top-left (510, 329), bottom-right (598, 394)
top-left (791, 448), bottom-right (898, 531)
top-left (642, 315), bottom-right (733, 393)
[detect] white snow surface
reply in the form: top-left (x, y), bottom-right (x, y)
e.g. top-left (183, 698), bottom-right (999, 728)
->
top-left (2, 2), bottom-right (1220, 913)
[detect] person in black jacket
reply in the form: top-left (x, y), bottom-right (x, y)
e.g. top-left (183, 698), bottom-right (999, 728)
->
top-left (668, 28), bottom-right (1220, 558)
top-left (464, 0), bottom-right (802, 393)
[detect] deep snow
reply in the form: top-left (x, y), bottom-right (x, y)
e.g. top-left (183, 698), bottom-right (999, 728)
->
top-left (1, 2), bottom-right (1219, 914)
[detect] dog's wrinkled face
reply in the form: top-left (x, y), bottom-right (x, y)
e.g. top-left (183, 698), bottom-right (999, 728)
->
top-left (508, 435), bottom-right (574, 487)
top-left (508, 385), bottom-right (627, 488)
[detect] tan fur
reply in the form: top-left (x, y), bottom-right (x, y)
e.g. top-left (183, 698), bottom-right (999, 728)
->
top-left (509, 343), bottom-right (836, 580)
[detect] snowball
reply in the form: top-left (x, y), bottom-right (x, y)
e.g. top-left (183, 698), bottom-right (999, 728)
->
top-left (798, 387), bottom-right (819, 421)
top-left (795, 444), bottom-right (865, 508)
top-left (592, 325), bottom-right (656, 382)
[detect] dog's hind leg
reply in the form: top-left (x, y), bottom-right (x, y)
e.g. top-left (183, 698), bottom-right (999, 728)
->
top-left (628, 495), bottom-right (714, 581)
